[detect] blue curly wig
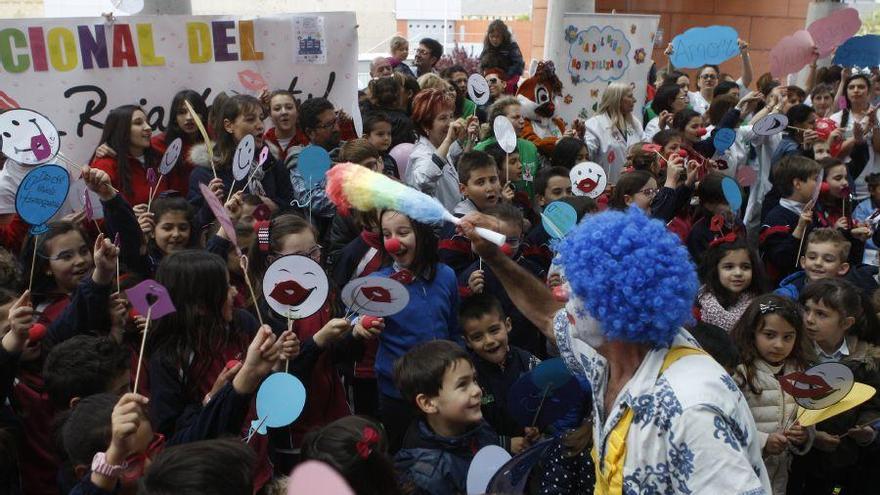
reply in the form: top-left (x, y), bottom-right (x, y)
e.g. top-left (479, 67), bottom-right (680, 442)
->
top-left (557, 207), bottom-right (698, 347)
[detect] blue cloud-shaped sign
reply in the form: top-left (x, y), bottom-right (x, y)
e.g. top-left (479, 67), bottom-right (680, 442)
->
top-left (671, 26), bottom-right (740, 69)
top-left (567, 26), bottom-right (631, 84)
top-left (833, 35), bottom-right (880, 69)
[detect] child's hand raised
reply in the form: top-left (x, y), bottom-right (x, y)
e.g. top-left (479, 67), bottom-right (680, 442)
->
top-left (314, 318), bottom-right (352, 348)
top-left (502, 183), bottom-right (515, 202)
top-left (763, 432), bottom-right (788, 455)
top-left (233, 325), bottom-right (281, 395)
top-left (137, 211), bottom-right (155, 237)
top-left (3, 291), bottom-right (33, 353)
top-left (353, 316), bottom-right (384, 340)
top-left (107, 393), bottom-right (149, 464)
top-left (92, 233), bottom-right (119, 286)
top-left (845, 424), bottom-right (877, 445)
top-left (80, 166), bottom-right (118, 201)
top-left (468, 270), bottom-right (485, 294)
top-left (225, 191), bottom-right (244, 223)
top-left (208, 177), bottom-right (225, 202)
top-left (204, 360), bottom-right (242, 405)
top-left (108, 292), bottom-right (127, 344)
top-left (94, 143), bottom-right (117, 159)
top-left (277, 330), bottom-right (301, 362)
top-left (784, 423), bottom-right (808, 446)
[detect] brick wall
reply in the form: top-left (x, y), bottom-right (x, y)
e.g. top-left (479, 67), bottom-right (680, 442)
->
top-left (532, 0), bottom-right (812, 82)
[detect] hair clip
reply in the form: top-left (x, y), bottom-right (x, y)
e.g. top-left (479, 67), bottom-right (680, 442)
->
top-left (759, 302), bottom-right (781, 315)
top-left (254, 220), bottom-right (270, 252)
top-left (355, 426), bottom-right (380, 459)
top-left (709, 232), bottom-right (738, 248)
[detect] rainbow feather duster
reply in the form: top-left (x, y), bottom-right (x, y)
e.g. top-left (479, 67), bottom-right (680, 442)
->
top-left (326, 163), bottom-right (506, 245)
top-left (327, 162), bottom-right (451, 223)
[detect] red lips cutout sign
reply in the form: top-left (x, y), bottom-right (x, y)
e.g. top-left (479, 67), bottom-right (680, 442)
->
top-left (341, 276), bottom-right (410, 317)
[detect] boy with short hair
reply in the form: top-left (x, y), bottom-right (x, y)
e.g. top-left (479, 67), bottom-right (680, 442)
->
top-left (394, 340), bottom-right (498, 495)
top-left (760, 155), bottom-right (822, 282)
top-left (362, 112), bottom-right (399, 178)
top-left (460, 294), bottom-right (540, 454)
top-left (533, 166), bottom-right (573, 208)
top-left (777, 228), bottom-right (879, 298)
top-left (461, 204), bottom-right (547, 357)
top-left (454, 151), bottom-right (502, 216)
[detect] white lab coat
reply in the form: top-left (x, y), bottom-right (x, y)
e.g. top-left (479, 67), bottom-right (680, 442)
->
top-left (584, 113), bottom-right (642, 184)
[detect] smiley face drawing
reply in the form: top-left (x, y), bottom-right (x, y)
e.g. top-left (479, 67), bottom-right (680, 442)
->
top-left (0, 108), bottom-right (61, 165)
top-left (233, 134), bottom-right (255, 181)
top-left (779, 362), bottom-right (854, 409)
top-left (569, 161), bottom-right (607, 199)
top-left (159, 137), bottom-right (183, 175)
top-left (262, 255), bottom-right (329, 319)
top-left (467, 74), bottom-right (491, 105)
top-left (341, 276), bottom-right (410, 317)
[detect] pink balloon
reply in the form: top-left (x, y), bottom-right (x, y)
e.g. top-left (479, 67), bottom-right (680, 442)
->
top-left (808, 8), bottom-right (862, 58)
top-left (389, 143), bottom-right (414, 179)
top-left (288, 461), bottom-right (353, 495)
top-left (770, 30), bottom-right (815, 79)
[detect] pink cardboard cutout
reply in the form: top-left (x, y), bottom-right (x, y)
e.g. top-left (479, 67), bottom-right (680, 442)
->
top-left (288, 461), bottom-right (353, 495)
top-left (808, 8), bottom-right (862, 58)
top-left (198, 182), bottom-right (240, 256)
top-left (770, 30), bottom-right (815, 79)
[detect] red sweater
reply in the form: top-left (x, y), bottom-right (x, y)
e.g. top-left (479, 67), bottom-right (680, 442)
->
top-left (90, 148), bottom-right (190, 207)
top-left (151, 132), bottom-right (200, 174)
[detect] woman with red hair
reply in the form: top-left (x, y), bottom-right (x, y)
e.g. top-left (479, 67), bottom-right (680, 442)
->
top-left (404, 88), bottom-right (473, 211)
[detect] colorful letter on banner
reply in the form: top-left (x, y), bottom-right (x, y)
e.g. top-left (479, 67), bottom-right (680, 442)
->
top-left (553, 14), bottom-right (659, 124)
top-left (0, 13), bottom-right (360, 168)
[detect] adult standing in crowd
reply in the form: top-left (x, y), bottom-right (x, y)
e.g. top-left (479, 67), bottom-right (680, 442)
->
top-left (414, 38), bottom-right (443, 78)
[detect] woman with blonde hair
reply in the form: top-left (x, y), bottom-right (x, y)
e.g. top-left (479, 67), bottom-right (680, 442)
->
top-left (584, 82), bottom-right (642, 183)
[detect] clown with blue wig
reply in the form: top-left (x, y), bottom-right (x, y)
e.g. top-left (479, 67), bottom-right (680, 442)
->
top-left (460, 207), bottom-right (772, 494)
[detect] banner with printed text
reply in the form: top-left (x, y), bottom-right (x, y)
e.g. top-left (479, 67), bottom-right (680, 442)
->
top-left (553, 14), bottom-right (659, 124)
top-left (0, 12), bottom-right (359, 165)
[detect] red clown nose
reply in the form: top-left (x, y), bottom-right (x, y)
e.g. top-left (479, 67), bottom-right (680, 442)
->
top-left (361, 315), bottom-right (382, 329)
top-left (384, 238), bottom-right (402, 254)
top-left (696, 127), bottom-right (708, 137)
top-left (28, 323), bottom-right (47, 342)
top-left (225, 359), bottom-right (241, 370)
top-left (501, 243), bottom-right (514, 257)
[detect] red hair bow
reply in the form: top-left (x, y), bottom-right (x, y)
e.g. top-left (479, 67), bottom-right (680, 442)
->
top-left (356, 426), bottom-right (380, 459)
top-left (709, 232), bottom-right (738, 248)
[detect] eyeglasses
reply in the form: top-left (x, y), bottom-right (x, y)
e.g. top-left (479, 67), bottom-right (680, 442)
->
top-left (638, 187), bottom-right (659, 197)
top-left (46, 245), bottom-right (90, 262)
top-left (291, 244), bottom-right (322, 260)
top-left (486, 78), bottom-right (501, 84)
top-left (316, 117), bottom-right (338, 130)
top-left (700, 74), bottom-right (718, 80)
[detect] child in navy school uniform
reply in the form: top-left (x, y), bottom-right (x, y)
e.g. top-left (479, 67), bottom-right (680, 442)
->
top-left (760, 155), bottom-right (822, 283)
top-left (460, 294), bottom-right (540, 454)
top-left (461, 203), bottom-right (547, 357)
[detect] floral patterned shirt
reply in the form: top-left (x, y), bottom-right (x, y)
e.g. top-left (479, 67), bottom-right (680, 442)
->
top-left (555, 311), bottom-right (771, 494)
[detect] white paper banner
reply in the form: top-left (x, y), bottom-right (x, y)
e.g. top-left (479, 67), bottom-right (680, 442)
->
top-left (0, 12), bottom-right (360, 166)
top-left (552, 14), bottom-right (660, 124)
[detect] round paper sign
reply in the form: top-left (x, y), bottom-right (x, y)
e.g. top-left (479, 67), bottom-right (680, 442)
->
top-left (467, 74), bottom-right (491, 105)
top-left (0, 108), bottom-right (61, 165)
top-left (570, 161), bottom-right (607, 198)
top-left (493, 116), bottom-right (517, 154)
top-left (341, 276), bottom-right (410, 317)
top-left (232, 134), bottom-right (256, 181)
top-left (159, 137), bottom-right (183, 175)
top-left (262, 255), bottom-right (329, 319)
top-left (753, 113), bottom-right (789, 137)
top-left (779, 362), bottom-right (855, 410)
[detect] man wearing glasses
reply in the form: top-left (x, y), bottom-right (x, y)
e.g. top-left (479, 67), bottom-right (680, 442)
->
top-left (414, 38), bottom-right (443, 78)
top-left (478, 68), bottom-right (507, 115)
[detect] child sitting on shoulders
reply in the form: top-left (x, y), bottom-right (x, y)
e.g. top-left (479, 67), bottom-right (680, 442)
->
top-left (393, 340), bottom-right (498, 495)
top-left (460, 294), bottom-right (540, 454)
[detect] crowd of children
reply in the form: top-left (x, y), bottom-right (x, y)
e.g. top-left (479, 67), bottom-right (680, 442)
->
top-left (0, 18), bottom-right (879, 495)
